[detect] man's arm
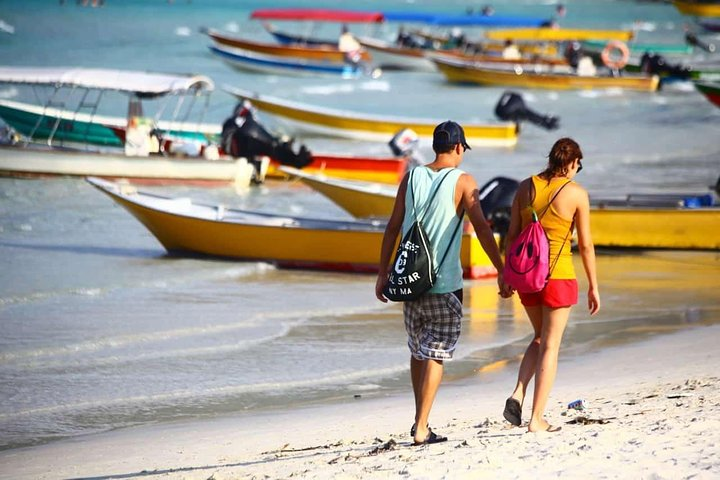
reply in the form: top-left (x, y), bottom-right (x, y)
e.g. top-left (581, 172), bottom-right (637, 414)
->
top-left (375, 173), bottom-right (409, 302)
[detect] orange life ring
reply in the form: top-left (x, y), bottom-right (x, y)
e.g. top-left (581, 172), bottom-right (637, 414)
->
top-left (601, 41), bottom-right (630, 70)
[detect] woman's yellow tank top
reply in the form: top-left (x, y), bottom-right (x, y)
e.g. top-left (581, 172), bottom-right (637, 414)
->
top-left (519, 176), bottom-right (576, 280)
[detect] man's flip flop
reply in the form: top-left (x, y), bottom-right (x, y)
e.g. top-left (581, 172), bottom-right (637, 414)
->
top-left (503, 397), bottom-right (522, 426)
top-left (413, 430), bottom-right (447, 446)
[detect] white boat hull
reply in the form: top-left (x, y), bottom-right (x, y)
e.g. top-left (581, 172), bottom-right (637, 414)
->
top-left (0, 145), bottom-right (255, 187)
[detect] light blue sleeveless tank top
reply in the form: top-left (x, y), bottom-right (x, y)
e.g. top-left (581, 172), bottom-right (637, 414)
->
top-left (402, 166), bottom-right (465, 294)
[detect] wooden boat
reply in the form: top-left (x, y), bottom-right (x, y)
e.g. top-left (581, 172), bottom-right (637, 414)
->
top-left (0, 68), bottom-right (220, 148)
top-left (208, 44), bottom-right (374, 78)
top-left (484, 28), bottom-right (634, 43)
top-left (0, 67), bottom-right (255, 186)
top-left (695, 80), bottom-right (720, 108)
top-left (673, 1), bottom-right (720, 17)
top-left (205, 28), bottom-right (371, 63)
top-left (356, 36), bottom-right (436, 71)
top-left (432, 56), bottom-right (660, 91)
top-left (591, 194), bottom-right (720, 250)
top-left (283, 168), bottom-right (720, 250)
top-left (86, 176), bottom-right (499, 278)
top-left (269, 154), bottom-right (407, 184)
top-left (0, 98), bottom-right (221, 149)
top-left (225, 87), bottom-right (519, 147)
top-left (0, 145), bottom-right (254, 186)
top-left (279, 166), bottom-right (396, 218)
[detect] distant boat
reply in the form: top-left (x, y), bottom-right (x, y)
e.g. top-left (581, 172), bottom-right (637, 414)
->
top-left (695, 80), bottom-right (720, 108)
top-left (432, 56), bottom-right (660, 91)
top-left (673, 0), bottom-right (720, 17)
top-left (208, 44), bottom-right (375, 78)
top-left (0, 67), bottom-right (255, 186)
top-left (225, 86), bottom-right (519, 147)
top-left (356, 36), bottom-right (437, 71)
top-left (205, 28), bottom-right (371, 63)
top-left (87, 176), bottom-right (499, 278)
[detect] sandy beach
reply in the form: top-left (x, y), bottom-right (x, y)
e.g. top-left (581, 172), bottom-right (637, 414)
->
top-left (1, 323), bottom-right (717, 480)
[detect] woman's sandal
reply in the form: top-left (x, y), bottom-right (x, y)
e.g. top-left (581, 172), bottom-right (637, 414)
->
top-left (503, 397), bottom-right (522, 426)
top-left (413, 429), bottom-right (448, 446)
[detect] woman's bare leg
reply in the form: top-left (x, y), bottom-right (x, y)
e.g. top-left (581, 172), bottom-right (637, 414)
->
top-left (510, 305), bottom-right (544, 405)
top-left (528, 306), bottom-right (571, 432)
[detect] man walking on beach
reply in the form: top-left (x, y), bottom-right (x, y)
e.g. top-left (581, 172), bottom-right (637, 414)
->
top-left (375, 121), bottom-right (509, 445)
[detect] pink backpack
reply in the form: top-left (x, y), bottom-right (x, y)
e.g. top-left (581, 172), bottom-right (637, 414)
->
top-left (503, 181), bottom-right (572, 294)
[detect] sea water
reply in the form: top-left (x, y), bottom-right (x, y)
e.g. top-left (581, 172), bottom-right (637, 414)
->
top-left (0, 0), bottom-right (719, 450)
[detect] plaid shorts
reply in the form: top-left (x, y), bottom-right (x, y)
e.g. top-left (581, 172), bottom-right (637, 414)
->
top-left (403, 291), bottom-right (463, 361)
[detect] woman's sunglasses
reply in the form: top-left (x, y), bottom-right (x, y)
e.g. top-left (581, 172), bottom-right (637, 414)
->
top-left (577, 160), bottom-right (583, 173)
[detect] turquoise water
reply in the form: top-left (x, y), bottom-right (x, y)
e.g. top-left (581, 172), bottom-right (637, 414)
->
top-left (0, 0), bottom-right (719, 451)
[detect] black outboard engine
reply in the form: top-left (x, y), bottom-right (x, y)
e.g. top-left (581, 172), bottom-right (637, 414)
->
top-left (495, 91), bottom-right (559, 130)
top-left (564, 41), bottom-right (583, 69)
top-left (222, 102), bottom-right (312, 182)
top-left (478, 176), bottom-right (519, 242)
top-left (685, 31), bottom-right (716, 53)
top-left (639, 53), bottom-right (692, 80)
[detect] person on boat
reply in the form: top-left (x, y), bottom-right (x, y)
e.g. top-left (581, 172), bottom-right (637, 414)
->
top-left (338, 24), bottom-right (362, 65)
top-left (502, 137), bottom-right (600, 433)
top-left (221, 100), bottom-right (312, 181)
top-left (376, 121), bottom-right (511, 445)
top-left (502, 39), bottom-right (522, 60)
top-left (396, 27), bottom-right (420, 49)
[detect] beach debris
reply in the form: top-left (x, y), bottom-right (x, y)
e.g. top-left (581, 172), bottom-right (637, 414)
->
top-left (262, 441), bottom-right (343, 455)
top-left (667, 393), bottom-right (695, 399)
top-left (566, 416), bottom-right (614, 425)
top-left (368, 438), bottom-right (397, 455)
top-left (567, 399), bottom-right (587, 411)
top-left (455, 440), bottom-right (470, 448)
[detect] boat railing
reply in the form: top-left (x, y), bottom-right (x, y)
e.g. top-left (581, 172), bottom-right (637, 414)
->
top-left (26, 84), bottom-right (63, 147)
top-left (70, 87), bottom-right (104, 150)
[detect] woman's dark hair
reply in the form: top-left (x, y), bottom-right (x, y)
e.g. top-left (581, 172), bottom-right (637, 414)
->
top-left (540, 137), bottom-right (583, 179)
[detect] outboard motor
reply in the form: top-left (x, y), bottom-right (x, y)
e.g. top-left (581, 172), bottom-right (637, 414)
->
top-left (495, 91), bottom-right (559, 130)
top-left (478, 176), bottom-right (519, 242)
top-left (222, 101), bottom-right (312, 183)
top-left (389, 128), bottom-right (426, 170)
top-left (564, 41), bottom-right (583, 69)
top-left (639, 53), bottom-right (692, 80)
top-left (388, 128), bottom-right (419, 156)
top-left (685, 31), bottom-right (716, 53)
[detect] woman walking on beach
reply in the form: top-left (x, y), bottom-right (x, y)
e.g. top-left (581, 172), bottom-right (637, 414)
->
top-left (503, 137), bottom-right (600, 433)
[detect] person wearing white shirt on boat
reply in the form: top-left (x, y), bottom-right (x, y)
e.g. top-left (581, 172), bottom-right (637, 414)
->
top-left (502, 40), bottom-right (521, 60)
top-left (338, 24), bottom-right (362, 64)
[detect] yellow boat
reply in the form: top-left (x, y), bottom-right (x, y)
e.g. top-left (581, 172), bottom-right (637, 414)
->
top-left (282, 168), bottom-right (720, 250)
top-left (86, 176), bottom-right (499, 278)
top-left (432, 56), bottom-right (660, 91)
top-left (484, 28), bottom-right (634, 42)
top-left (280, 166), bottom-right (396, 218)
top-left (673, 1), bottom-right (720, 17)
top-left (591, 198), bottom-right (720, 250)
top-left (225, 87), bottom-right (519, 147)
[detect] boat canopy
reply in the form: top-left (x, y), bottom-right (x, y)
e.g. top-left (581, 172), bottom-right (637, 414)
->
top-left (250, 8), bottom-right (546, 27)
top-left (0, 67), bottom-right (215, 96)
top-left (382, 11), bottom-right (547, 27)
top-left (250, 8), bottom-right (385, 23)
